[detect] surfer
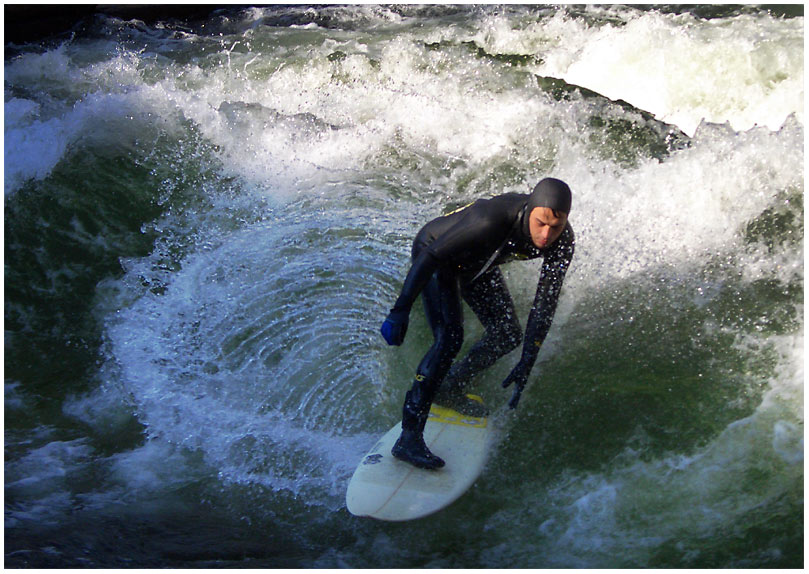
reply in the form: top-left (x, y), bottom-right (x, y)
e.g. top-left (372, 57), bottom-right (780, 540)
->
top-left (380, 178), bottom-right (575, 469)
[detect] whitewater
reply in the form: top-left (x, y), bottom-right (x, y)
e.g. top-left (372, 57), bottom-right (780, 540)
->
top-left (4, 5), bottom-right (803, 568)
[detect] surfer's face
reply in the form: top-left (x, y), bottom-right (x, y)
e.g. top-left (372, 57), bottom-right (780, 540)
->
top-left (529, 207), bottom-right (567, 249)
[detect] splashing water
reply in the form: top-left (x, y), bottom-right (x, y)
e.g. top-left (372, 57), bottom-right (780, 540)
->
top-left (5, 5), bottom-right (802, 568)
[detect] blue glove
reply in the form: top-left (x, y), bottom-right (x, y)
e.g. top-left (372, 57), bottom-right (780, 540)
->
top-left (501, 363), bottom-right (530, 409)
top-left (381, 309), bottom-right (409, 346)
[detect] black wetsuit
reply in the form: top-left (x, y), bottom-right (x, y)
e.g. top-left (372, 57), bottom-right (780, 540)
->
top-left (391, 192), bottom-right (575, 408)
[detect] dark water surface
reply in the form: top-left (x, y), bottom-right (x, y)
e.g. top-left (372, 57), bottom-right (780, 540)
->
top-left (5, 5), bottom-right (803, 568)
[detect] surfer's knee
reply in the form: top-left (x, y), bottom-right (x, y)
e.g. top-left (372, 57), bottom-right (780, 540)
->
top-left (431, 323), bottom-right (463, 362)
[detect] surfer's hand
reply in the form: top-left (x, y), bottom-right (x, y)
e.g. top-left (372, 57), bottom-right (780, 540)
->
top-left (501, 365), bottom-right (529, 409)
top-left (507, 384), bottom-right (525, 409)
top-left (381, 309), bottom-right (409, 346)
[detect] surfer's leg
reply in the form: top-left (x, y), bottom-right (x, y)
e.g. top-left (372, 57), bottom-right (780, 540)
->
top-left (393, 270), bottom-right (463, 470)
top-left (443, 267), bottom-right (522, 391)
top-left (415, 269), bottom-right (465, 390)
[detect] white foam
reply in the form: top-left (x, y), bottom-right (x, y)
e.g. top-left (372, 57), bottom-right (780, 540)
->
top-left (551, 118), bottom-right (803, 297)
top-left (4, 46), bottom-right (191, 195)
top-left (5, 115), bottom-right (73, 195)
top-left (531, 8), bottom-right (804, 136)
top-left (5, 438), bottom-right (95, 528)
top-left (106, 441), bottom-right (194, 493)
top-left (100, 214), bottom-right (395, 503)
top-left (7, 7), bottom-right (800, 540)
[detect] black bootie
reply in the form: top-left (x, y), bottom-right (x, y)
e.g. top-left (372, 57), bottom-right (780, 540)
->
top-left (391, 391), bottom-right (445, 470)
top-left (437, 365), bottom-right (489, 417)
top-left (434, 384), bottom-right (489, 417)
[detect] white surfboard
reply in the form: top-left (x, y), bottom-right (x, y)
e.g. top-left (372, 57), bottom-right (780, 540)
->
top-left (346, 397), bottom-right (492, 521)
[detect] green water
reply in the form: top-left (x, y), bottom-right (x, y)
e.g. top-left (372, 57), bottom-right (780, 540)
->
top-left (5, 5), bottom-right (803, 568)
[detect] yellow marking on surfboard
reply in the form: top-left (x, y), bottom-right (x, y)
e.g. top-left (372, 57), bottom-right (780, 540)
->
top-left (429, 395), bottom-right (487, 428)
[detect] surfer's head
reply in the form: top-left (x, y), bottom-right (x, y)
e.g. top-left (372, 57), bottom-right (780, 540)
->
top-left (525, 178), bottom-right (571, 249)
top-left (528, 177), bottom-right (572, 215)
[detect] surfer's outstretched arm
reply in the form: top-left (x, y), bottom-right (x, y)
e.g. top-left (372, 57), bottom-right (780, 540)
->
top-left (502, 224), bottom-right (575, 408)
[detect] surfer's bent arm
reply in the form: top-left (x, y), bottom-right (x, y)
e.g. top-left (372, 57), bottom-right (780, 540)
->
top-left (390, 249), bottom-right (439, 315)
top-left (381, 207), bottom-right (507, 346)
top-left (393, 204), bottom-right (508, 314)
top-left (380, 240), bottom-right (450, 346)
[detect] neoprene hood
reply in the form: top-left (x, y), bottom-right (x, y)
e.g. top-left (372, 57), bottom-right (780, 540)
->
top-left (528, 178), bottom-right (572, 215)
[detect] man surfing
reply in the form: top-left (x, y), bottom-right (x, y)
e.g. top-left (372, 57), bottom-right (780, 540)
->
top-left (380, 178), bottom-right (575, 470)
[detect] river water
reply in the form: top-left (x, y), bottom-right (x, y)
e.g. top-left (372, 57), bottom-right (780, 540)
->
top-left (4, 4), bottom-right (803, 568)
